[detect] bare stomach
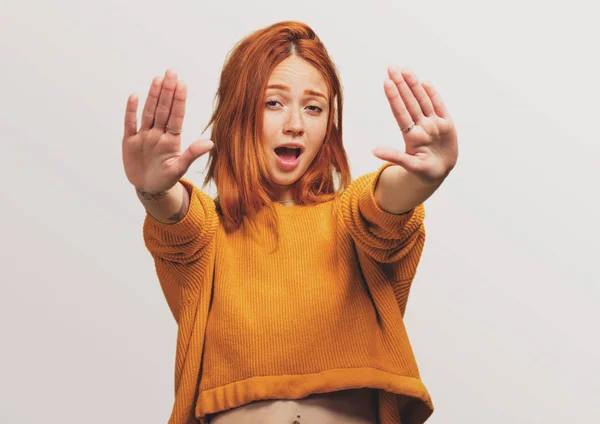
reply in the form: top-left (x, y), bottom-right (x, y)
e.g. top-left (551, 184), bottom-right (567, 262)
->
top-left (208, 388), bottom-right (379, 424)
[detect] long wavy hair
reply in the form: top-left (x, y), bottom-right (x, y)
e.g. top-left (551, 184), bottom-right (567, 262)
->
top-left (201, 21), bottom-right (351, 234)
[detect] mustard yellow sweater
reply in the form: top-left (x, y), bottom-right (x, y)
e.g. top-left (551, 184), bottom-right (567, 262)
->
top-left (143, 162), bottom-right (434, 424)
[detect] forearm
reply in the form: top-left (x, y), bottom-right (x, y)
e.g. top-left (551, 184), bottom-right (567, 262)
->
top-left (374, 164), bottom-right (441, 214)
top-left (136, 181), bottom-right (190, 224)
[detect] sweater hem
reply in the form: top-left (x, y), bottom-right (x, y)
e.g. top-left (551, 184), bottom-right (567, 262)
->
top-left (195, 367), bottom-right (433, 424)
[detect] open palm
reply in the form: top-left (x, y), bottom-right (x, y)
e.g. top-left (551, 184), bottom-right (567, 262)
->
top-left (372, 66), bottom-right (458, 185)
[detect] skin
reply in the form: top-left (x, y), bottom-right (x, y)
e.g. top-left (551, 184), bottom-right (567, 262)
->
top-left (262, 55), bottom-right (330, 204)
top-left (371, 65), bottom-right (458, 214)
top-left (208, 56), bottom-right (379, 423)
top-left (209, 388), bottom-right (379, 424)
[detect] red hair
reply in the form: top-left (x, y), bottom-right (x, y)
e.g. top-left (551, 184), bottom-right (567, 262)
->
top-left (201, 21), bottom-right (351, 233)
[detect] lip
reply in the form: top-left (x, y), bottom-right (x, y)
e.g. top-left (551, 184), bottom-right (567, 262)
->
top-left (273, 146), bottom-right (302, 171)
top-left (274, 142), bottom-right (305, 153)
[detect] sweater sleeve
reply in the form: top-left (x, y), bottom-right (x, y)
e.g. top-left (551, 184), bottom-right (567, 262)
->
top-left (142, 178), bottom-right (218, 263)
top-left (338, 162), bottom-right (426, 316)
top-left (142, 177), bottom-right (218, 322)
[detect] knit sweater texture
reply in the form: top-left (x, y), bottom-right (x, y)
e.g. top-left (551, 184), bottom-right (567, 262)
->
top-left (143, 162), bottom-right (434, 424)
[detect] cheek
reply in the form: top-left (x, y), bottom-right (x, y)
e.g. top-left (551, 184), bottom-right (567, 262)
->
top-left (262, 112), bottom-right (275, 133)
top-left (262, 116), bottom-right (286, 146)
top-left (315, 115), bottom-right (329, 138)
top-left (307, 123), bottom-right (328, 151)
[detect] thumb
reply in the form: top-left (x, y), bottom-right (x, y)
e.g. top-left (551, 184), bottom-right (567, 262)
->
top-left (372, 146), bottom-right (420, 173)
top-left (177, 139), bottom-right (214, 175)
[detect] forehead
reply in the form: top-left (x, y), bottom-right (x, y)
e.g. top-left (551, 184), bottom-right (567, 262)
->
top-left (267, 56), bottom-right (328, 93)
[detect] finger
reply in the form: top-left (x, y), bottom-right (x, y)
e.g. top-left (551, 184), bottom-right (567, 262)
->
top-left (422, 80), bottom-right (449, 118)
top-left (372, 146), bottom-right (420, 173)
top-left (166, 80), bottom-right (187, 134)
top-left (176, 139), bottom-right (214, 175)
top-left (383, 78), bottom-right (413, 131)
top-left (399, 68), bottom-right (435, 117)
top-left (124, 93), bottom-right (138, 138)
top-left (387, 65), bottom-right (424, 123)
top-left (154, 68), bottom-right (178, 131)
top-left (140, 76), bottom-right (163, 130)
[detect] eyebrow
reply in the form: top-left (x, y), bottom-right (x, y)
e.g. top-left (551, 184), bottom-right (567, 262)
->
top-left (266, 84), bottom-right (327, 100)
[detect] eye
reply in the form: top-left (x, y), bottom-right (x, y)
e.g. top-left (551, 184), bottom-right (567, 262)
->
top-left (265, 100), bottom-right (323, 113)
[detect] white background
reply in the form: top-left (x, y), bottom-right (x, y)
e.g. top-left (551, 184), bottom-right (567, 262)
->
top-left (1, 0), bottom-right (598, 422)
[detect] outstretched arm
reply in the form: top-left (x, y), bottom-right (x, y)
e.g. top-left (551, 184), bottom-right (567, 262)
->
top-left (372, 65), bottom-right (459, 214)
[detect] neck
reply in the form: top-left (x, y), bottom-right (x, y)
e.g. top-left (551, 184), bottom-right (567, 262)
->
top-left (270, 183), bottom-right (295, 203)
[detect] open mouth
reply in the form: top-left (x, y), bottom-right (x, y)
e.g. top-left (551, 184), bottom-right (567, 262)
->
top-left (274, 146), bottom-right (302, 160)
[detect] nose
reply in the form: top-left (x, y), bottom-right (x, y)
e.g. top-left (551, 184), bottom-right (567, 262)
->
top-left (283, 107), bottom-right (304, 137)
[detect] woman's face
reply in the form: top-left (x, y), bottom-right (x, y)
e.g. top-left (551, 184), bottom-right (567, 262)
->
top-left (262, 55), bottom-right (329, 199)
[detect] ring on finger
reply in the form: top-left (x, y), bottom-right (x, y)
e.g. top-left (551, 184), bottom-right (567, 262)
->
top-left (166, 126), bottom-right (181, 135)
top-left (401, 122), bottom-right (415, 133)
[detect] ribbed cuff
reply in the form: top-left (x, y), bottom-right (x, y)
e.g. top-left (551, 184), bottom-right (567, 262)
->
top-left (358, 162), bottom-right (419, 233)
top-left (143, 178), bottom-right (211, 243)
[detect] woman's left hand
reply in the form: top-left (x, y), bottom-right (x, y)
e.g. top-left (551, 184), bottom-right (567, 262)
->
top-left (372, 66), bottom-right (459, 186)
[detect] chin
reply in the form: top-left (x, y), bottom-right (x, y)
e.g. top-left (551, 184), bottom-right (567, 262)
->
top-left (270, 171), bottom-right (302, 187)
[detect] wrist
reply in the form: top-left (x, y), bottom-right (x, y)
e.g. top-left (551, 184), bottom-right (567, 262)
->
top-left (135, 186), bottom-right (169, 201)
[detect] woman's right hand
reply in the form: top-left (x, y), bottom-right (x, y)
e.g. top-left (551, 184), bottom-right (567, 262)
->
top-left (122, 68), bottom-right (214, 195)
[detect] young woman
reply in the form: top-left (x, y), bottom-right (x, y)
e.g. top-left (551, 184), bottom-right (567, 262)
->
top-left (122, 21), bottom-right (458, 424)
